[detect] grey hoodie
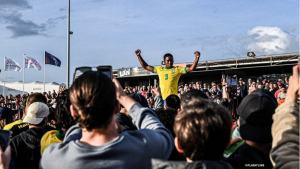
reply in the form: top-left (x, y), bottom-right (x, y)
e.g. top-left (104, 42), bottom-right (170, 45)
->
top-left (40, 103), bottom-right (174, 169)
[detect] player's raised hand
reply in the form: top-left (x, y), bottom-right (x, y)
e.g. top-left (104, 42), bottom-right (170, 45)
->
top-left (194, 51), bottom-right (200, 58)
top-left (135, 49), bottom-right (141, 56)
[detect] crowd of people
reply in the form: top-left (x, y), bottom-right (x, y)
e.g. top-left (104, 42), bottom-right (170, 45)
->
top-left (0, 62), bottom-right (297, 168)
top-left (123, 76), bottom-right (290, 121)
top-left (0, 66), bottom-right (297, 169)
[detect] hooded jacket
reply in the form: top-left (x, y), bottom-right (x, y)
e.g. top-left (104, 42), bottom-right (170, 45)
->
top-left (10, 128), bottom-right (44, 169)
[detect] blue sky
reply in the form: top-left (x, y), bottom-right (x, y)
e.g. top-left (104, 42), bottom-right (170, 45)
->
top-left (0, 0), bottom-right (298, 84)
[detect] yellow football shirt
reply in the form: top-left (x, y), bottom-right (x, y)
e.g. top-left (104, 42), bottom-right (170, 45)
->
top-left (3, 119), bottom-right (23, 130)
top-left (153, 66), bottom-right (186, 100)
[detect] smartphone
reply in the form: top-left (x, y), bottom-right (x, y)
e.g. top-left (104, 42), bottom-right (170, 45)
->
top-left (97, 65), bottom-right (112, 79)
top-left (0, 130), bottom-right (10, 152)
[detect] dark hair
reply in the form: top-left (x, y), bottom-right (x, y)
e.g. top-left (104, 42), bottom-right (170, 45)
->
top-left (174, 98), bottom-right (231, 161)
top-left (69, 71), bottom-right (116, 131)
top-left (55, 89), bottom-right (75, 130)
top-left (181, 89), bottom-right (208, 106)
top-left (163, 53), bottom-right (173, 61)
top-left (155, 108), bottom-right (177, 137)
top-left (0, 115), bottom-right (14, 128)
top-left (26, 93), bottom-right (47, 115)
top-left (165, 94), bottom-right (180, 110)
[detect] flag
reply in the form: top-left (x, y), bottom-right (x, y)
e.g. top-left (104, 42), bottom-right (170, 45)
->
top-left (45, 51), bottom-right (61, 67)
top-left (24, 54), bottom-right (42, 70)
top-left (5, 57), bottom-right (22, 72)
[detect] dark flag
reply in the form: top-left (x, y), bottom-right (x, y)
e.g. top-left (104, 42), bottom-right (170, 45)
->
top-left (45, 51), bottom-right (61, 67)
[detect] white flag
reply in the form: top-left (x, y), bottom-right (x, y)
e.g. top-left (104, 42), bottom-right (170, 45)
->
top-left (5, 57), bottom-right (22, 72)
top-left (24, 54), bottom-right (42, 70)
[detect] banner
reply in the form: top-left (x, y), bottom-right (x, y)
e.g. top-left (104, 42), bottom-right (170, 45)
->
top-left (45, 51), bottom-right (61, 67)
top-left (5, 57), bottom-right (22, 72)
top-left (24, 54), bottom-right (42, 70)
top-left (118, 67), bottom-right (150, 77)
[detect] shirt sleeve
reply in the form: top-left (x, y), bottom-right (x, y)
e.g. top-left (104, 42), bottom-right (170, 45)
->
top-left (153, 67), bottom-right (157, 73)
top-left (179, 67), bottom-right (187, 74)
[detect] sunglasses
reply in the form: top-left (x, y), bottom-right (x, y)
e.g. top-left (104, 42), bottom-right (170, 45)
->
top-left (73, 65), bottom-right (112, 82)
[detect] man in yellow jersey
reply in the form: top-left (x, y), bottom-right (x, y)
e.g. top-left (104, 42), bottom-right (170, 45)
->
top-left (135, 49), bottom-right (200, 100)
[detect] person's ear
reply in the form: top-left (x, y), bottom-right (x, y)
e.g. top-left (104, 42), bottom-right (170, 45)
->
top-left (174, 137), bottom-right (184, 153)
top-left (51, 120), bottom-right (56, 124)
top-left (70, 105), bottom-right (77, 117)
top-left (114, 100), bottom-right (120, 115)
top-left (164, 104), bottom-right (167, 110)
top-left (177, 108), bottom-right (181, 114)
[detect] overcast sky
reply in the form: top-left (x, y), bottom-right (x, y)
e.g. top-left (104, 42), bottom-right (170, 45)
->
top-left (0, 0), bottom-right (298, 84)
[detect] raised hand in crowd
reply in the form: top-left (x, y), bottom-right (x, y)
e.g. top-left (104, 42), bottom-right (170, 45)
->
top-left (0, 146), bottom-right (11, 169)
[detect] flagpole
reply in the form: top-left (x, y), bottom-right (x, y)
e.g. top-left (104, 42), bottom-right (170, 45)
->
top-left (23, 54), bottom-right (25, 95)
top-left (3, 57), bottom-right (5, 97)
top-left (67, 0), bottom-right (70, 88)
top-left (44, 51), bottom-right (46, 92)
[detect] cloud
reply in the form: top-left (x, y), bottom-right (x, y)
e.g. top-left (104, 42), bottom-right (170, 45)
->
top-left (246, 26), bottom-right (293, 54)
top-left (1, 0), bottom-right (32, 9)
top-left (47, 16), bottom-right (67, 28)
top-left (2, 13), bottom-right (47, 38)
top-left (59, 7), bottom-right (67, 11)
top-left (0, 1), bottom-right (66, 38)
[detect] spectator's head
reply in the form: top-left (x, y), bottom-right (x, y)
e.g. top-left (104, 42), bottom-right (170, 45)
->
top-left (174, 98), bottom-right (231, 161)
top-left (163, 53), bottom-right (174, 68)
top-left (277, 82), bottom-right (283, 89)
top-left (212, 85), bottom-right (217, 91)
top-left (55, 89), bottom-right (76, 130)
top-left (257, 82), bottom-right (263, 89)
top-left (181, 89), bottom-right (208, 108)
top-left (273, 83), bottom-right (278, 89)
top-left (248, 78), bottom-right (252, 83)
top-left (25, 93), bottom-right (47, 117)
top-left (177, 92), bottom-right (182, 99)
top-left (23, 102), bottom-right (49, 127)
top-left (127, 93), bottom-right (148, 107)
top-left (211, 92), bottom-right (216, 99)
top-left (0, 107), bottom-right (19, 128)
top-left (155, 108), bottom-right (177, 137)
top-left (239, 78), bottom-right (243, 83)
top-left (238, 89), bottom-right (277, 143)
top-left (165, 94), bottom-right (181, 111)
top-left (280, 85), bottom-right (286, 93)
top-left (284, 77), bottom-right (288, 82)
top-left (70, 71), bottom-right (117, 131)
top-left (216, 95), bottom-right (222, 104)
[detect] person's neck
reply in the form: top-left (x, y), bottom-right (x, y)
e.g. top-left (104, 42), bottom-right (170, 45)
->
top-left (80, 118), bottom-right (119, 146)
top-left (29, 125), bottom-right (44, 129)
top-left (245, 140), bottom-right (272, 154)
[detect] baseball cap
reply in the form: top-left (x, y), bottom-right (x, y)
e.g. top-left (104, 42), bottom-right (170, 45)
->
top-left (23, 102), bottom-right (49, 125)
top-left (238, 89), bottom-right (277, 143)
top-left (0, 107), bottom-right (19, 120)
top-left (239, 78), bottom-right (243, 81)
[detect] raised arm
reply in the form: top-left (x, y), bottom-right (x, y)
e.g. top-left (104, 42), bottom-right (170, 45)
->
top-left (135, 49), bottom-right (153, 72)
top-left (186, 51), bottom-right (200, 72)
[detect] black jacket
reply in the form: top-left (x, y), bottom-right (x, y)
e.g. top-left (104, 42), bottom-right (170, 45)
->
top-left (152, 159), bottom-right (233, 169)
top-left (10, 128), bottom-right (44, 169)
top-left (224, 143), bottom-right (273, 169)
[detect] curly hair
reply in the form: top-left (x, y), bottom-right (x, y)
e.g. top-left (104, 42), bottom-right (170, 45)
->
top-left (69, 71), bottom-right (116, 131)
top-left (54, 89), bottom-right (75, 130)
